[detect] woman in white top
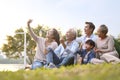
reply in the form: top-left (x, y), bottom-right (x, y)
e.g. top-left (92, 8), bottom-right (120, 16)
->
top-left (27, 19), bottom-right (60, 69)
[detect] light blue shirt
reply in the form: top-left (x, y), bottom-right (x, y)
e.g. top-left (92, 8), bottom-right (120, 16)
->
top-left (76, 34), bottom-right (97, 49)
top-left (54, 40), bottom-right (79, 57)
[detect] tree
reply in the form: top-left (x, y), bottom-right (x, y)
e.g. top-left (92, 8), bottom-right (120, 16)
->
top-left (117, 34), bottom-right (120, 43)
top-left (1, 25), bottom-right (82, 64)
top-left (76, 29), bottom-right (82, 37)
top-left (1, 25), bottom-right (49, 64)
top-left (2, 28), bottom-right (26, 58)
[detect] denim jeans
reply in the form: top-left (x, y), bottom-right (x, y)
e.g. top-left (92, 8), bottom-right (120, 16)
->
top-left (31, 61), bottom-right (44, 70)
top-left (46, 48), bottom-right (74, 67)
top-left (58, 53), bottom-right (74, 66)
top-left (46, 48), bottom-right (61, 65)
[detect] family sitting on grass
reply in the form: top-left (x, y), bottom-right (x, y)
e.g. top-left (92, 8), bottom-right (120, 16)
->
top-left (26, 19), bottom-right (120, 70)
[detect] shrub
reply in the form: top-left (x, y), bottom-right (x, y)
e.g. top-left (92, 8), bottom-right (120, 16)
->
top-left (114, 39), bottom-right (120, 58)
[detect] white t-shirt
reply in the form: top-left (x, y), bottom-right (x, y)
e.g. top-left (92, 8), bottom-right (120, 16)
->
top-left (76, 34), bottom-right (97, 49)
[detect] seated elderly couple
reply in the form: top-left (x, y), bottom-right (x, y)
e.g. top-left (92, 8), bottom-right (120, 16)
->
top-left (27, 19), bottom-right (120, 70)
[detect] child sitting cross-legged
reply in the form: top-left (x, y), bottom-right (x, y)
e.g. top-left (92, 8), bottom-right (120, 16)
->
top-left (76, 39), bottom-right (96, 64)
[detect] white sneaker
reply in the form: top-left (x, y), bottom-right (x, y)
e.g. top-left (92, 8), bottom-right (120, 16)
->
top-left (44, 64), bottom-right (48, 68)
top-left (48, 63), bottom-right (57, 68)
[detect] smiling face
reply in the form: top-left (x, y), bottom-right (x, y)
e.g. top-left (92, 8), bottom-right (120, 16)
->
top-left (97, 27), bottom-right (103, 38)
top-left (65, 29), bottom-right (76, 41)
top-left (45, 28), bottom-right (60, 45)
top-left (84, 24), bottom-right (92, 35)
top-left (97, 25), bottom-right (108, 38)
top-left (85, 43), bottom-right (93, 51)
top-left (84, 22), bottom-right (95, 36)
top-left (46, 29), bottom-right (54, 39)
top-left (85, 39), bottom-right (95, 51)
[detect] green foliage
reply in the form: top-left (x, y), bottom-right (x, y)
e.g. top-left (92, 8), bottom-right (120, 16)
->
top-left (114, 39), bottom-right (120, 57)
top-left (1, 25), bottom-right (49, 59)
top-left (2, 28), bottom-right (25, 58)
top-left (77, 29), bottom-right (82, 37)
top-left (1, 25), bottom-right (82, 64)
top-left (0, 64), bottom-right (120, 80)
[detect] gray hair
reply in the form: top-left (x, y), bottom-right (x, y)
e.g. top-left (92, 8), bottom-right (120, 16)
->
top-left (69, 28), bottom-right (77, 39)
top-left (99, 24), bottom-right (108, 34)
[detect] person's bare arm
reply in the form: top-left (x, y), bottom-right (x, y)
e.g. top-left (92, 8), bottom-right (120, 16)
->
top-left (60, 36), bottom-right (66, 49)
top-left (27, 19), bottom-right (38, 42)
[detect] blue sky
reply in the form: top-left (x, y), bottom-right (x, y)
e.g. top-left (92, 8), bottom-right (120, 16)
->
top-left (0, 0), bottom-right (120, 47)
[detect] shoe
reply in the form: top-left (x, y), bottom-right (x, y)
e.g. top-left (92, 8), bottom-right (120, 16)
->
top-left (48, 63), bottom-right (57, 68)
top-left (25, 64), bottom-right (31, 70)
top-left (44, 64), bottom-right (49, 68)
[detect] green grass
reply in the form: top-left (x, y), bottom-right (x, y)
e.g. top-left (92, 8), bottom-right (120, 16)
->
top-left (0, 63), bottom-right (120, 80)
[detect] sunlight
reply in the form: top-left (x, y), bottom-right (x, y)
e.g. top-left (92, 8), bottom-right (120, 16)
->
top-left (0, 0), bottom-right (119, 49)
top-left (61, 28), bottom-right (67, 36)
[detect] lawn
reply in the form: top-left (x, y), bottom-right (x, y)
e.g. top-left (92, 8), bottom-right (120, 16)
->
top-left (0, 63), bottom-right (120, 80)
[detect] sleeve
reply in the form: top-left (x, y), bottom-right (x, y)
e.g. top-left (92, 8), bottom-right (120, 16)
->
top-left (28, 25), bottom-right (40, 42)
top-left (101, 37), bottom-right (115, 53)
top-left (76, 36), bottom-right (83, 43)
top-left (47, 42), bottom-right (58, 50)
top-left (88, 51), bottom-right (95, 63)
top-left (54, 44), bottom-right (63, 55)
top-left (70, 42), bottom-right (79, 53)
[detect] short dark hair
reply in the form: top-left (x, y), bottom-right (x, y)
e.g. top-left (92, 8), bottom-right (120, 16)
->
top-left (85, 39), bottom-right (95, 48)
top-left (85, 22), bottom-right (95, 32)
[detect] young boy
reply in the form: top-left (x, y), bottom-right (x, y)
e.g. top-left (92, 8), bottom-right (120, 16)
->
top-left (76, 39), bottom-right (96, 64)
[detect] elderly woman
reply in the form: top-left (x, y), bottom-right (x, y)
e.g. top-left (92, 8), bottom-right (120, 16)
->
top-left (91, 24), bottom-right (120, 64)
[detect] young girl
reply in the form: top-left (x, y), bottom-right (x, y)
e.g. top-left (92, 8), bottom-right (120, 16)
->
top-left (27, 19), bottom-right (60, 69)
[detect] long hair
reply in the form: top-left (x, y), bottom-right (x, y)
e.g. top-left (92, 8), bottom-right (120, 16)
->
top-left (52, 28), bottom-right (60, 45)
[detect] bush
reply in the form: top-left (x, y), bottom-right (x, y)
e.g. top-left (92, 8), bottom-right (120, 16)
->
top-left (114, 39), bottom-right (120, 58)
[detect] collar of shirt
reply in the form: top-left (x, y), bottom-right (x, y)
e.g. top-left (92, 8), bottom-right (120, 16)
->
top-left (84, 34), bottom-right (95, 41)
top-left (65, 40), bottom-right (75, 46)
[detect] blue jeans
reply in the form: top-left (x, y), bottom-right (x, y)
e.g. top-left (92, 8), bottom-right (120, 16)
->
top-left (58, 53), bottom-right (74, 67)
top-left (46, 48), bottom-right (74, 67)
top-left (46, 48), bottom-right (61, 65)
top-left (31, 61), bottom-right (44, 70)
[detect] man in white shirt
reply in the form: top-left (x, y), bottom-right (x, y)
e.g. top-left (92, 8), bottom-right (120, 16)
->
top-left (75, 22), bottom-right (97, 64)
top-left (76, 22), bottom-right (97, 49)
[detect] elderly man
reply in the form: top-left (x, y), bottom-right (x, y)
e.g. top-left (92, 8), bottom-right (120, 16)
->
top-left (46, 28), bottom-right (79, 68)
